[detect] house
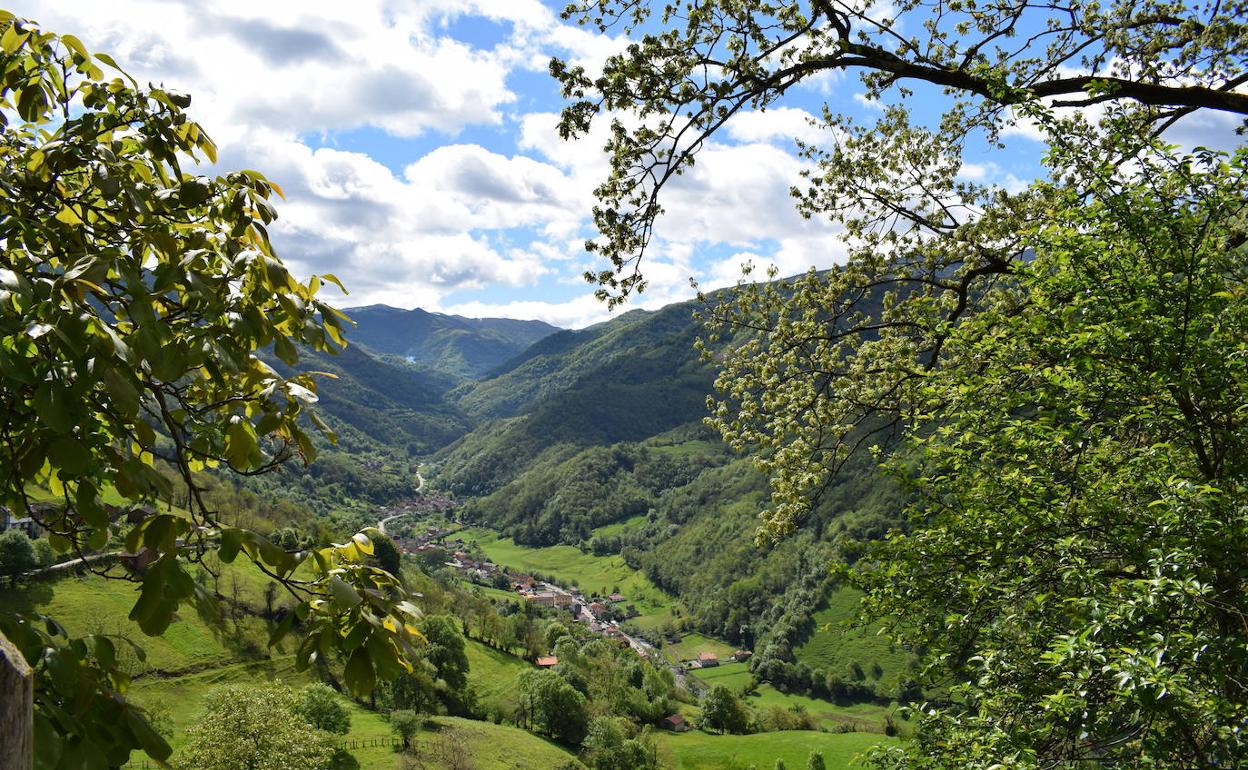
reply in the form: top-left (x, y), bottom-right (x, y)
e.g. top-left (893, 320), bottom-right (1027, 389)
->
top-left (0, 507), bottom-right (39, 538)
top-left (588, 602), bottom-right (607, 615)
top-left (536, 656), bottom-right (559, 668)
top-left (697, 652), bottom-right (720, 668)
top-left (732, 650), bottom-right (753, 663)
top-left (608, 593), bottom-right (626, 603)
top-left (524, 592), bottom-right (558, 607)
top-left (659, 714), bottom-right (689, 732)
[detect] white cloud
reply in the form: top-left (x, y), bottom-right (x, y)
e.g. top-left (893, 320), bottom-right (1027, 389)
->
top-left (725, 107), bottom-right (832, 146)
top-left (11, 1), bottom-right (876, 325)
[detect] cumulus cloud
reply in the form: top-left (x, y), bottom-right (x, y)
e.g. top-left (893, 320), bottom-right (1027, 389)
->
top-left (9, 0), bottom-right (884, 326)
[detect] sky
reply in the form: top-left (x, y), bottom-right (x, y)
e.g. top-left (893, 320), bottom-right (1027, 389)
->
top-left (15, 0), bottom-right (1208, 328)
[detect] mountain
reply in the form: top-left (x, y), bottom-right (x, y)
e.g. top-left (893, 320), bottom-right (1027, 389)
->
top-left (436, 300), bottom-right (717, 497)
top-left (341, 305), bottom-right (560, 378)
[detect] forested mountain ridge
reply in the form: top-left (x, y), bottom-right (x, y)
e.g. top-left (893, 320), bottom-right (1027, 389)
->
top-left (435, 300), bottom-right (720, 496)
top-left (342, 304), bottom-right (560, 378)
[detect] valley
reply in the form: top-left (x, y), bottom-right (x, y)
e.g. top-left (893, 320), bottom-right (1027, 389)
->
top-left (4, 296), bottom-right (914, 769)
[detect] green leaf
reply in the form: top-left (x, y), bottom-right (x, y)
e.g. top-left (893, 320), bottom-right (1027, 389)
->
top-left (328, 575), bottom-right (362, 611)
top-left (48, 436), bottom-right (91, 475)
top-left (225, 419), bottom-right (257, 469)
top-left (217, 529), bottom-right (243, 563)
top-left (125, 708), bottom-right (172, 761)
top-left (34, 383), bottom-right (72, 434)
top-left (343, 647), bottom-right (375, 698)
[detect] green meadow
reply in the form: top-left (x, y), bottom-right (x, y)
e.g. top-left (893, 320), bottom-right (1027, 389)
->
top-left (656, 729), bottom-right (894, 770)
top-left (663, 632), bottom-right (737, 663)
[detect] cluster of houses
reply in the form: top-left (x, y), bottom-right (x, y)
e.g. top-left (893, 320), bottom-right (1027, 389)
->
top-left (391, 527), bottom-right (646, 651)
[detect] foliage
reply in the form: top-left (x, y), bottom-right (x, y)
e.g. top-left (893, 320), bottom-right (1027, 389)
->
top-left (0, 15), bottom-right (422, 766)
top-left (701, 684), bottom-right (750, 735)
top-left (554, 0), bottom-right (1248, 305)
top-left (517, 668), bottom-right (590, 744)
top-left (391, 709), bottom-right (422, 750)
top-left (418, 615), bottom-right (471, 708)
top-left (555, 0), bottom-right (1248, 766)
top-left (179, 683), bottom-right (334, 770)
top-left (582, 717), bottom-right (658, 770)
top-left (32, 537), bottom-right (55, 568)
top-left (370, 533), bottom-right (404, 580)
top-left (0, 527), bottom-right (37, 576)
top-left (296, 683), bottom-right (351, 736)
top-left (850, 150), bottom-right (1248, 767)
top-left (805, 752), bottom-right (826, 770)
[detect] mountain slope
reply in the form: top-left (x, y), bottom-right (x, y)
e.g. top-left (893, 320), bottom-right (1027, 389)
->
top-left (342, 305), bottom-right (559, 378)
top-left (435, 301), bottom-right (716, 498)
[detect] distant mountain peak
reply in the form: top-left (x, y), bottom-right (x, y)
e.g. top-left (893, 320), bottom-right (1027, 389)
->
top-left (340, 305), bottom-right (561, 379)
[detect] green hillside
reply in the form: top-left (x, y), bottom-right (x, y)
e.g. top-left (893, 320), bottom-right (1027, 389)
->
top-left (343, 304), bottom-right (559, 379)
top-left (793, 588), bottom-right (915, 693)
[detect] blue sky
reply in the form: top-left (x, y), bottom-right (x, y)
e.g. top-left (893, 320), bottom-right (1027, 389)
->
top-left (18, 0), bottom-right (1065, 327)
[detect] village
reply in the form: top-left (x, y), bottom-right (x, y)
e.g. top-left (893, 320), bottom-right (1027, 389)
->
top-left (379, 503), bottom-right (752, 682)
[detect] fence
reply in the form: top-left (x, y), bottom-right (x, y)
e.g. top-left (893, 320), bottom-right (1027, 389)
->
top-left (119, 735), bottom-right (406, 768)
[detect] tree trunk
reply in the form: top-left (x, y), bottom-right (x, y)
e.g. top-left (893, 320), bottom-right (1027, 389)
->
top-left (0, 629), bottom-right (33, 770)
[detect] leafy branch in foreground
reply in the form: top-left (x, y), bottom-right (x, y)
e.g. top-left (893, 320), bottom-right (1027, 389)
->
top-left (0, 14), bottom-right (421, 768)
top-left (554, 0), bottom-right (1248, 305)
top-left (555, 1), bottom-right (1248, 766)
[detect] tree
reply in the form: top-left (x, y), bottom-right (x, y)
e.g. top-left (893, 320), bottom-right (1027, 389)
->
top-left (555, 1), bottom-right (1248, 768)
top-left (775, 760), bottom-right (787, 770)
top-left (805, 753), bottom-right (826, 770)
top-left (554, 0), bottom-right (1248, 305)
top-left (0, 528), bottom-right (37, 577)
top-left (419, 615), bottom-right (470, 693)
top-left (700, 684), bottom-right (748, 735)
top-left (296, 683), bottom-right (351, 735)
top-left (390, 709), bottom-right (422, 751)
top-left (180, 684), bottom-right (334, 770)
top-left (31, 537), bottom-right (56, 568)
top-left (0, 14), bottom-right (423, 766)
top-left (517, 668), bottom-right (589, 744)
top-left (582, 716), bottom-right (657, 770)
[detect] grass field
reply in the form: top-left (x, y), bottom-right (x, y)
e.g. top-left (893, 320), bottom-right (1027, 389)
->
top-left (684, 657), bottom-right (910, 736)
top-left (465, 639), bottom-right (532, 715)
top-left (0, 566), bottom-right (285, 675)
top-left (591, 513), bottom-right (648, 538)
top-left (793, 588), bottom-right (913, 690)
top-left (744, 685), bottom-right (911, 735)
top-left (455, 528), bottom-right (674, 616)
top-left (128, 665), bottom-right (583, 770)
top-left (691, 661), bottom-right (754, 690)
top-left (8, 566), bottom-right (575, 770)
top-left (664, 632), bottom-right (737, 664)
top-left (656, 729), bottom-right (894, 769)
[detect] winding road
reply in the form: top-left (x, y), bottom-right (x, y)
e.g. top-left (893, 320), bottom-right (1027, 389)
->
top-left (377, 465), bottom-right (424, 535)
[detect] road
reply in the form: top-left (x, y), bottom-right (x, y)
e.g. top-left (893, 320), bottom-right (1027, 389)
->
top-left (377, 465), bottom-right (425, 535)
